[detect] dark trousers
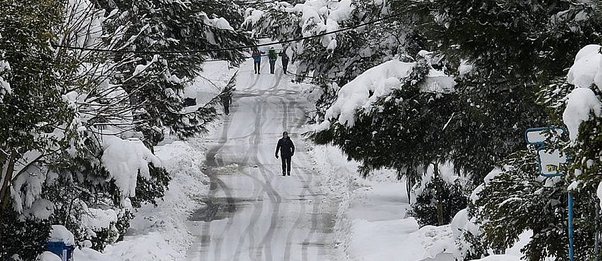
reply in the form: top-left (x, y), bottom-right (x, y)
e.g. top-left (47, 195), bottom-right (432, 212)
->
top-left (282, 60), bottom-right (288, 74)
top-left (269, 60), bottom-right (276, 74)
top-left (223, 103), bottom-right (229, 115)
top-left (254, 62), bottom-right (260, 73)
top-left (281, 156), bottom-right (291, 175)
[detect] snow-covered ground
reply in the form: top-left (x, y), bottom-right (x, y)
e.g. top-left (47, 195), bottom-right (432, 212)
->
top-left (58, 55), bottom-right (534, 261)
top-left (309, 145), bottom-right (457, 261)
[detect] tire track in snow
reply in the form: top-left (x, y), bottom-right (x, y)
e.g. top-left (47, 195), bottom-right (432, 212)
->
top-left (200, 102), bottom-right (238, 261)
top-left (287, 96), bottom-right (332, 261)
top-left (253, 95), bottom-right (283, 261)
top-left (232, 101), bottom-right (265, 261)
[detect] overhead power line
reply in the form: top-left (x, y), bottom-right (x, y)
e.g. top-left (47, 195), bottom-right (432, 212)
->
top-left (51, 12), bottom-right (401, 55)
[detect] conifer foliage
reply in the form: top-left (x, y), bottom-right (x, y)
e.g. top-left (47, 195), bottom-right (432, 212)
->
top-left (0, 0), bottom-right (252, 259)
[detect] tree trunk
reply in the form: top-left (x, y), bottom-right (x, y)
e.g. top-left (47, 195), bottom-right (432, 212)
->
top-left (0, 152), bottom-right (15, 210)
top-left (434, 162), bottom-right (444, 226)
top-left (406, 176), bottom-right (412, 203)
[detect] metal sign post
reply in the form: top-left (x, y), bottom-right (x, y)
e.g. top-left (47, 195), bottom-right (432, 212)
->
top-left (525, 127), bottom-right (573, 261)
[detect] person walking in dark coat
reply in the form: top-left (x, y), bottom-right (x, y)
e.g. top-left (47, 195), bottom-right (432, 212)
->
top-left (251, 48), bottom-right (263, 74)
top-left (275, 131), bottom-right (295, 176)
top-left (268, 47), bottom-right (277, 74)
top-left (279, 50), bottom-right (289, 74)
top-left (220, 91), bottom-right (232, 115)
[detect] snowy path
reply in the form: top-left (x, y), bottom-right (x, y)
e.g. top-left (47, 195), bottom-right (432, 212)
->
top-left (185, 61), bottom-right (339, 261)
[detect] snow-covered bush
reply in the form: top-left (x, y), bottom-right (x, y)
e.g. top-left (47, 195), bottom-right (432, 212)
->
top-left (410, 163), bottom-right (468, 226)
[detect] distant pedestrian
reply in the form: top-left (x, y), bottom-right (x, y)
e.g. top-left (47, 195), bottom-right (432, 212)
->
top-left (252, 48), bottom-right (263, 74)
top-left (275, 131), bottom-right (295, 176)
top-left (268, 47), bottom-right (277, 74)
top-left (220, 91), bottom-right (232, 115)
top-left (280, 50), bottom-right (289, 74)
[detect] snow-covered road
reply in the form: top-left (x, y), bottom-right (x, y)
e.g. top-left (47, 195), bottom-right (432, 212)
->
top-left (185, 62), bottom-right (339, 261)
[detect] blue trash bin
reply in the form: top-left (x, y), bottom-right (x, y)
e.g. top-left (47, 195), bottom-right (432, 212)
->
top-left (47, 241), bottom-right (74, 261)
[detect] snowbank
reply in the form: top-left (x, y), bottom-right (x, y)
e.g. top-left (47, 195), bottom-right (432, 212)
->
top-left (346, 181), bottom-right (456, 261)
top-left (310, 144), bottom-right (457, 261)
top-left (72, 140), bottom-right (210, 261)
top-left (475, 255), bottom-right (521, 261)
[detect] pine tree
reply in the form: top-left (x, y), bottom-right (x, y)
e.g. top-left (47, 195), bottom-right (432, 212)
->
top-left (97, 0), bottom-right (254, 146)
top-left (0, 0), bottom-right (73, 258)
top-left (0, 0), bottom-right (256, 257)
top-left (312, 54), bottom-right (464, 219)
top-left (396, 0), bottom-right (602, 184)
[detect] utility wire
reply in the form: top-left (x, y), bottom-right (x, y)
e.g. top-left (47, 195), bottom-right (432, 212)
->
top-left (51, 12), bottom-right (401, 54)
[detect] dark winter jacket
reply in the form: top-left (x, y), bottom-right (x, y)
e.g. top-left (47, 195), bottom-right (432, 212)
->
top-left (252, 50), bottom-right (262, 62)
top-left (276, 137), bottom-right (295, 158)
top-left (268, 49), bottom-right (277, 62)
top-left (280, 52), bottom-right (289, 64)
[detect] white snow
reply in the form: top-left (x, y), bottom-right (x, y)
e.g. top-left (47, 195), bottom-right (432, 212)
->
top-left (598, 182), bottom-right (602, 211)
top-left (458, 59), bottom-right (474, 77)
top-left (101, 135), bottom-right (162, 202)
top-left (476, 255), bottom-right (522, 261)
top-left (49, 225), bottom-right (76, 246)
top-left (72, 139), bottom-right (211, 261)
top-left (63, 0), bottom-right (104, 48)
top-left (10, 158), bottom-right (47, 214)
top-left (69, 61), bottom-right (225, 261)
top-left (183, 60), bottom-right (236, 113)
top-left (132, 55), bottom-right (159, 77)
top-left (318, 57), bottom-right (454, 128)
top-left (210, 17), bottom-right (234, 31)
top-left (567, 44), bottom-right (602, 90)
top-left (563, 44), bottom-right (602, 142)
top-left (0, 60), bottom-right (11, 97)
top-left (422, 68), bottom-right (456, 94)
top-left (562, 87), bottom-right (601, 142)
top-left (38, 251), bottom-right (62, 261)
top-left (23, 198), bottom-right (55, 220)
top-left (310, 144), bottom-right (457, 261)
top-left (322, 59), bottom-right (415, 127)
top-left (80, 207), bottom-right (118, 232)
top-left (244, 9), bottom-right (265, 25)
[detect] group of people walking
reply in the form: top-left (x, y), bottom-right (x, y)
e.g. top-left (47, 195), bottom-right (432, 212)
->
top-left (222, 47), bottom-right (296, 176)
top-left (251, 47), bottom-right (289, 75)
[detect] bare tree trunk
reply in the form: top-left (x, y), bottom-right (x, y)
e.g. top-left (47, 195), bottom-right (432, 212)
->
top-left (406, 175), bottom-right (412, 203)
top-left (434, 162), bottom-right (444, 226)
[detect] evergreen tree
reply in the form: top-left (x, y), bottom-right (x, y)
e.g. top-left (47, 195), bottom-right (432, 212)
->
top-left (313, 54), bottom-right (464, 220)
top-left (0, 0), bottom-right (255, 257)
top-left (470, 149), bottom-right (600, 260)
top-left (0, 0), bottom-right (73, 258)
top-left (97, 0), bottom-right (254, 145)
top-left (410, 168), bottom-right (468, 226)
